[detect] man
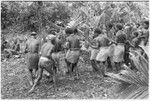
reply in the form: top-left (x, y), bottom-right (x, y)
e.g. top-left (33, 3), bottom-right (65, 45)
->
top-left (88, 28), bottom-right (102, 72)
top-left (65, 28), bottom-right (81, 79)
top-left (88, 28), bottom-right (114, 77)
top-left (28, 34), bottom-right (57, 93)
top-left (26, 32), bottom-right (40, 86)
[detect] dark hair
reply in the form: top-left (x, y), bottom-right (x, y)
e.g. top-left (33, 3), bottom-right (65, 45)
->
top-left (74, 28), bottom-right (78, 34)
top-left (136, 23), bottom-right (140, 27)
top-left (116, 34), bottom-right (127, 43)
top-left (144, 20), bottom-right (149, 26)
top-left (65, 28), bottom-right (73, 34)
top-left (132, 31), bottom-right (139, 37)
top-left (51, 38), bottom-right (56, 45)
top-left (94, 28), bottom-right (102, 34)
top-left (51, 31), bottom-right (56, 35)
top-left (116, 23), bottom-right (123, 30)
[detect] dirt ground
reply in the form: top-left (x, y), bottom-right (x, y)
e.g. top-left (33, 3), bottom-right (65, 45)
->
top-left (1, 55), bottom-right (119, 99)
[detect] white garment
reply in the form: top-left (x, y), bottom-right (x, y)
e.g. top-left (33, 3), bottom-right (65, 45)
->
top-left (112, 44), bottom-right (125, 62)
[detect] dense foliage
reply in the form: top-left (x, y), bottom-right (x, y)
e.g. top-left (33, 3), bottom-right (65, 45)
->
top-left (1, 1), bottom-right (149, 34)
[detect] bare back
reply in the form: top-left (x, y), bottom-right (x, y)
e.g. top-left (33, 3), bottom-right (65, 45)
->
top-left (40, 42), bottom-right (54, 57)
top-left (67, 34), bottom-right (81, 49)
top-left (27, 39), bottom-right (40, 53)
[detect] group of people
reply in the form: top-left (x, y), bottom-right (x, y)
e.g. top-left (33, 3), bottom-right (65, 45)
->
top-left (85, 20), bottom-right (149, 76)
top-left (26, 28), bottom-right (83, 93)
top-left (26, 20), bottom-right (148, 93)
top-left (2, 19), bottom-right (148, 93)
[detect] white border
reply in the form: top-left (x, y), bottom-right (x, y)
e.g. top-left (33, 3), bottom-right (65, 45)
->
top-left (0, 0), bottom-right (149, 101)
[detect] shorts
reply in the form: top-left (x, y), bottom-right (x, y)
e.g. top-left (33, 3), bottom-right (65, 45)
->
top-left (65, 50), bottom-right (80, 64)
top-left (27, 53), bottom-right (39, 70)
top-left (112, 44), bottom-right (125, 62)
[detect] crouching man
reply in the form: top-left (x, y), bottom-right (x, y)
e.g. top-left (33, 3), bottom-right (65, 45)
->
top-left (28, 34), bottom-right (57, 93)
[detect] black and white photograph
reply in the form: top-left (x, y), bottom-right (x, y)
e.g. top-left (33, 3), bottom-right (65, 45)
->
top-left (1, 0), bottom-right (149, 99)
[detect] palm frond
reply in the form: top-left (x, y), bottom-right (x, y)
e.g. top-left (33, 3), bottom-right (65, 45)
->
top-left (118, 84), bottom-right (139, 99)
top-left (126, 87), bottom-right (148, 99)
top-left (134, 88), bottom-right (149, 99)
top-left (107, 50), bottom-right (149, 99)
top-left (114, 81), bottom-right (131, 94)
top-left (120, 70), bottom-right (147, 86)
top-left (130, 51), bottom-right (148, 83)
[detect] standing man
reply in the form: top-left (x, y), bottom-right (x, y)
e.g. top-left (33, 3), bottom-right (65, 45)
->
top-left (65, 28), bottom-right (81, 79)
top-left (88, 28), bottom-right (114, 77)
top-left (88, 28), bottom-right (102, 72)
top-left (26, 32), bottom-right (40, 86)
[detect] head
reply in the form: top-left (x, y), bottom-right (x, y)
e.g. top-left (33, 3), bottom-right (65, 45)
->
top-left (132, 31), bottom-right (139, 38)
top-left (132, 38), bottom-right (140, 47)
top-left (143, 20), bottom-right (149, 29)
top-left (93, 28), bottom-right (102, 38)
top-left (3, 41), bottom-right (8, 45)
top-left (65, 27), bottom-right (74, 36)
top-left (110, 3), bottom-right (116, 8)
top-left (74, 28), bottom-right (78, 35)
top-left (116, 23), bottom-right (123, 31)
top-left (107, 22), bottom-right (113, 30)
top-left (136, 23), bottom-right (140, 28)
top-left (31, 32), bottom-right (37, 39)
top-left (51, 30), bottom-right (57, 35)
top-left (46, 34), bottom-right (56, 44)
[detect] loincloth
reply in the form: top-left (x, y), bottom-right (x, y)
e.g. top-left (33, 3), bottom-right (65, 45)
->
top-left (96, 45), bottom-right (114, 62)
top-left (112, 44), bottom-right (125, 62)
top-left (38, 56), bottom-right (55, 74)
top-left (27, 53), bottom-right (39, 70)
top-left (65, 49), bottom-right (80, 64)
